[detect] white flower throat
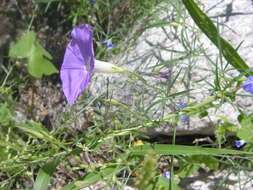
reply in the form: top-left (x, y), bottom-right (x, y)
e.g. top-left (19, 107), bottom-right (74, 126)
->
top-left (94, 60), bottom-right (127, 73)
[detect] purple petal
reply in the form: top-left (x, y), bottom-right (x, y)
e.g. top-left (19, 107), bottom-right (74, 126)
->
top-left (154, 71), bottom-right (172, 79)
top-left (60, 24), bottom-right (94, 104)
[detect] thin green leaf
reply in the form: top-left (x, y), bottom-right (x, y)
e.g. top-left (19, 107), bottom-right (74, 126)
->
top-left (104, 98), bottom-right (130, 111)
top-left (182, 0), bottom-right (253, 76)
top-left (147, 54), bottom-right (193, 69)
top-left (61, 167), bottom-right (117, 189)
top-left (16, 121), bottom-right (61, 146)
top-left (145, 90), bottom-right (191, 112)
top-left (131, 144), bottom-right (253, 155)
top-left (144, 21), bottom-right (181, 30)
top-left (0, 103), bottom-right (13, 126)
top-left (61, 183), bottom-right (77, 190)
top-left (33, 159), bottom-right (59, 190)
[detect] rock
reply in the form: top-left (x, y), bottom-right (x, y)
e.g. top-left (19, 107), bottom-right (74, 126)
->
top-left (180, 169), bottom-right (253, 190)
top-left (91, 0), bottom-right (253, 135)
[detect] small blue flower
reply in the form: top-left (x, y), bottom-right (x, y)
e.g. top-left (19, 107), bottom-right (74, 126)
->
top-left (179, 114), bottom-right (189, 122)
top-left (234, 140), bottom-right (246, 149)
top-left (243, 76), bottom-right (253, 94)
top-left (178, 103), bottom-right (189, 122)
top-left (162, 171), bottom-right (170, 180)
top-left (89, 0), bottom-right (95, 7)
top-left (102, 40), bottom-right (116, 50)
top-left (179, 103), bottom-right (186, 109)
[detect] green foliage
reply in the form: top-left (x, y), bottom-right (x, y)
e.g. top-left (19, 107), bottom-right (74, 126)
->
top-left (0, 103), bottom-right (16, 163)
top-left (131, 144), bottom-right (252, 156)
top-left (133, 152), bottom-right (181, 190)
top-left (74, 167), bottom-right (117, 189)
top-left (0, 119), bottom-right (63, 188)
top-left (177, 161), bottom-right (199, 178)
top-left (182, 0), bottom-right (253, 76)
top-left (177, 155), bottom-right (218, 179)
top-left (32, 0), bottom-right (162, 59)
top-left (187, 155), bottom-right (219, 171)
top-left (9, 31), bottom-right (58, 78)
top-left (135, 152), bottom-right (157, 190)
top-left (17, 121), bottom-right (61, 145)
top-left (2, 0), bottom-right (253, 189)
top-left (33, 159), bottom-right (59, 190)
top-left (0, 103), bottom-right (13, 127)
top-left (214, 115), bottom-right (237, 146)
top-left (237, 114), bottom-right (253, 143)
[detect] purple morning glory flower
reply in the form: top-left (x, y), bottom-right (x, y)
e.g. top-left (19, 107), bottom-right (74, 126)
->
top-left (162, 171), bottom-right (170, 180)
top-left (234, 140), bottom-right (246, 149)
top-left (60, 24), bottom-right (94, 104)
top-left (243, 76), bottom-right (253, 94)
top-left (102, 40), bottom-right (116, 50)
top-left (154, 71), bottom-right (172, 79)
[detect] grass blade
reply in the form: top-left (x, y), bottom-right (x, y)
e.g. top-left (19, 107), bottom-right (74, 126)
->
top-left (132, 144), bottom-right (253, 155)
top-left (33, 159), bottom-right (59, 190)
top-left (182, 0), bottom-right (253, 76)
top-left (61, 167), bottom-right (117, 189)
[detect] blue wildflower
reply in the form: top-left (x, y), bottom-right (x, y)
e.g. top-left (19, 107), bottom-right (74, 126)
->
top-left (162, 171), bottom-right (170, 180)
top-left (89, 0), bottom-right (95, 7)
top-left (178, 103), bottom-right (189, 122)
top-left (179, 114), bottom-right (189, 122)
top-left (234, 140), bottom-right (246, 149)
top-left (243, 76), bottom-right (253, 94)
top-left (179, 103), bottom-right (186, 109)
top-left (102, 40), bottom-right (116, 50)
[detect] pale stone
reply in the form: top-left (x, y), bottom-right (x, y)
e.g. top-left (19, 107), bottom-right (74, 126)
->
top-left (91, 0), bottom-right (253, 136)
